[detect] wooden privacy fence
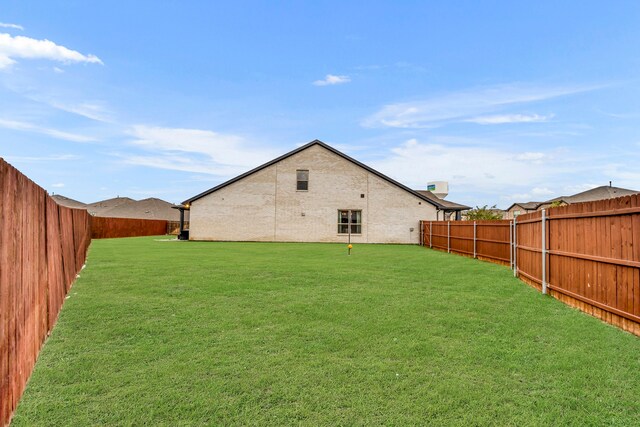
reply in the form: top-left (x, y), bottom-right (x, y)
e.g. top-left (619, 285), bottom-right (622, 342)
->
top-left (167, 220), bottom-right (189, 235)
top-left (421, 220), bottom-right (513, 265)
top-left (1, 158), bottom-right (91, 427)
top-left (420, 194), bottom-right (640, 336)
top-left (91, 216), bottom-right (168, 239)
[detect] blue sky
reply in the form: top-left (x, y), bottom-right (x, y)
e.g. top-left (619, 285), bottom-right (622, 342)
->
top-left (1, 1), bottom-right (639, 208)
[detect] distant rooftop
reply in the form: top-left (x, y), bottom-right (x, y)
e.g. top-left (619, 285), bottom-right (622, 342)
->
top-left (86, 197), bottom-right (136, 216)
top-left (507, 185), bottom-right (640, 211)
top-left (52, 194), bottom-right (186, 221)
top-left (414, 190), bottom-right (471, 211)
top-left (51, 194), bottom-right (87, 209)
top-left (551, 185), bottom-right (639, 204)
top-left (97, 198), bottom-right (186, 221)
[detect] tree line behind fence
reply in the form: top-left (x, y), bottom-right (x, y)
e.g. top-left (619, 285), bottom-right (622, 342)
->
top-left (421, 194), bottom-right (640, 336)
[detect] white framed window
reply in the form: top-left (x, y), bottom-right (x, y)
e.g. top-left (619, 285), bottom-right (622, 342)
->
top-left (338, 210), bottom-right (362, 234)
top-left (296, 170), bottom-right (309, 191)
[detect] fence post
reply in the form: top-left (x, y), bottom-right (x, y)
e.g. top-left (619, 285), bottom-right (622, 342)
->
top-left (429, 221), bottom-right (432, 248)
top-left (541, 209), bottom-right (547, 295)
top-left (447, 221), bottom-right (450, 253)
top-left (509, 220), bottom-right (513, 269)
top-left (419, 221), bottom-right (423, 246)
top-left (473, 221), bottom-right (477, 258)
top-left (513, 216), bottom-right (517, 277)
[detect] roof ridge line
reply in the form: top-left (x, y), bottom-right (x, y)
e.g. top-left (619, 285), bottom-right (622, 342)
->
top-left (183, 139), bottom-right (446, 209)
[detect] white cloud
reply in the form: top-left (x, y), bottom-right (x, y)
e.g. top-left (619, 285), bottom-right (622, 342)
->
top-left (0, 118), bottom-right (96, 142)
top-left (370, 138), bottom-right (554, 191)
top-left (13, 90), bottom-right (114, 122)
top-left (51, 182), bottom-right (65, 188)
top-left (368, 137), bottom-right (631, 208)
top-left (504, 193), bottom-right (533, 201)
top-left (0, 23), bottom-right (23, 30)
top-left (503, 185), bottom-right (583, 203)
top-left (362, 83), bottom-right (599, 128)
top-left (514, 152), bottom-right (547, 163)
top-left (368, 138), bottom-right (599, 204)
top-left (53, 66), bottom-right (64, 73)
top-left (4, 154), bottom-right (80, 162)
top-left (465, 113), bottom-right (553, 125)
top-left (313, 74), bottom-right (351, 86)
top-left (0, 33), bottom-right (103, 69)
top-left (121, 154), bottom-right (250, 176)
top-left (562, 183), bottom-right (599, 194)
top-left (531, 187), bottom-right (554, 196)
top-left (125, 125), bottom-right (278, 175)
top-left (48, 101), bottom-right (113, 122)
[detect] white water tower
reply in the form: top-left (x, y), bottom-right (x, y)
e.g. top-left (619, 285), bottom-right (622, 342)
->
top-left (427, 181), bottom-right (449, 199)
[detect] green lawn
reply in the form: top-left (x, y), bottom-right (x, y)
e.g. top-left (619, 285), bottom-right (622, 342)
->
top-left (12, 237), bottom-right (640, 426)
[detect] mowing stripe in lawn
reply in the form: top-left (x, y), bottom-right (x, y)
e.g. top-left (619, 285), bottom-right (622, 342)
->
top-left (11, 237), bottom-right (640, 426)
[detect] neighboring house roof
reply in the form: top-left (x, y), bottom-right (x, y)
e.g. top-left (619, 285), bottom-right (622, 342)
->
top-left (97, 198), bottom-right (187, 221)
top-left (506, 201), bottom-right (544, 211)
top-left (414, 190), bottom-right (470, 211)
top-left (87, 197), bottom-right (135, 216)
top-left (184, 139), bottom-right (458, 210)
top-left (506, 185), bottom-right (640, 212)
top-left (51, 194), bottom-right (87, 209)
top-left (556, 185), bottom-right (639, 203)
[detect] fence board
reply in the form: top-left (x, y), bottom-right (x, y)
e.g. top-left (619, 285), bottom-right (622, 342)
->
top-left (0, 158), bottom-right (91, 427)
top-left (167, 220), bottom-right (189, 235)
top-left (421, 194), bottom-right (640, 336)
top-left (2, 162), bottom-right (169, 425)
top-left (91, 216), bottom-right (168, 239)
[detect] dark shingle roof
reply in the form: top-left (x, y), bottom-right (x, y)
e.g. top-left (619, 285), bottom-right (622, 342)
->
top-left (184, 139), bottom-right (448, 209)
top-left (507, 185), bottom-right (640, 211)
top-left (506, 201), bottom-right (544, 211)
top-left (87, 197), bottom-right (135, 216)
top-left (51, 194), bottom-right (87, 209)
top-left (414, 191), bottom-right (470, 211)
top-left (97, 198), bottom-right (186, 221)
top-left (559, 186), bottom-right (639, 203)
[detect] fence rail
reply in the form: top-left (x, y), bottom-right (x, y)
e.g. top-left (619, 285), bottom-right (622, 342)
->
top-left (1, 158), bottom-right (91, 426)
top-left (167, 220), bottom-right (189, 235)
top-left (91, 217), bottom-right (168, 239)
top-left (422, 219), bottom-right (513, 265)
top-left (421, 194), bottom-right (640, 336)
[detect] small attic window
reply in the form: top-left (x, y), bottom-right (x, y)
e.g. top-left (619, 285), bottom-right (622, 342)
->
top-left (297, 170), bottom-right (309, 191)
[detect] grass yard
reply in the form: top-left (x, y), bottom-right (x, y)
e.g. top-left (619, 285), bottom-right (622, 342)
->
top-left (12, 237), bottom-right (640, 426)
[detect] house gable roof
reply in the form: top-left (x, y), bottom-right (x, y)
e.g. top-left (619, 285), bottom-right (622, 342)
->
top-left (559, 185), bottom-right (639, 203)
top-left (51, 194), bottom-right (87, 209)
top-left (505, 201), bottom-right (544, 211)
top-left (183, 139), bottom-right (447, 209)
top-left (506, 185), bottom-right (640, 212)
top-left (414, 190), bottom-right (470, 211)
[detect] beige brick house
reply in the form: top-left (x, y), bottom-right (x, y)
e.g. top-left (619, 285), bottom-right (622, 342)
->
top-left (183, 140), bottom-right (467, 244)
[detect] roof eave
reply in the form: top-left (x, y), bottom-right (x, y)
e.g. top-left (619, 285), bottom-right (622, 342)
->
top-left (183, 139), bottom-right (445, 209)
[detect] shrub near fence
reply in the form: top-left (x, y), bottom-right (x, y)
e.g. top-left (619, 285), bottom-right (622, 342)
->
top-left (421, 194), bottom-right (640, 336)
top-left (0, 158), bottom-right (91, 427)
top-left (91, 216), bottom-right (168, 239)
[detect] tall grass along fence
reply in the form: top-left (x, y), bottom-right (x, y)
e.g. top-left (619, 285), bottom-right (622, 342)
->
top-left (1, 158), bottom-right (91, 426)
top-left (421, 194), bottom-right (640, 336)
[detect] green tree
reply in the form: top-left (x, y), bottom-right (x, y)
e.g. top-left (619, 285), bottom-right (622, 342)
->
top-left (465, 205), bottom-right (504, 220)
